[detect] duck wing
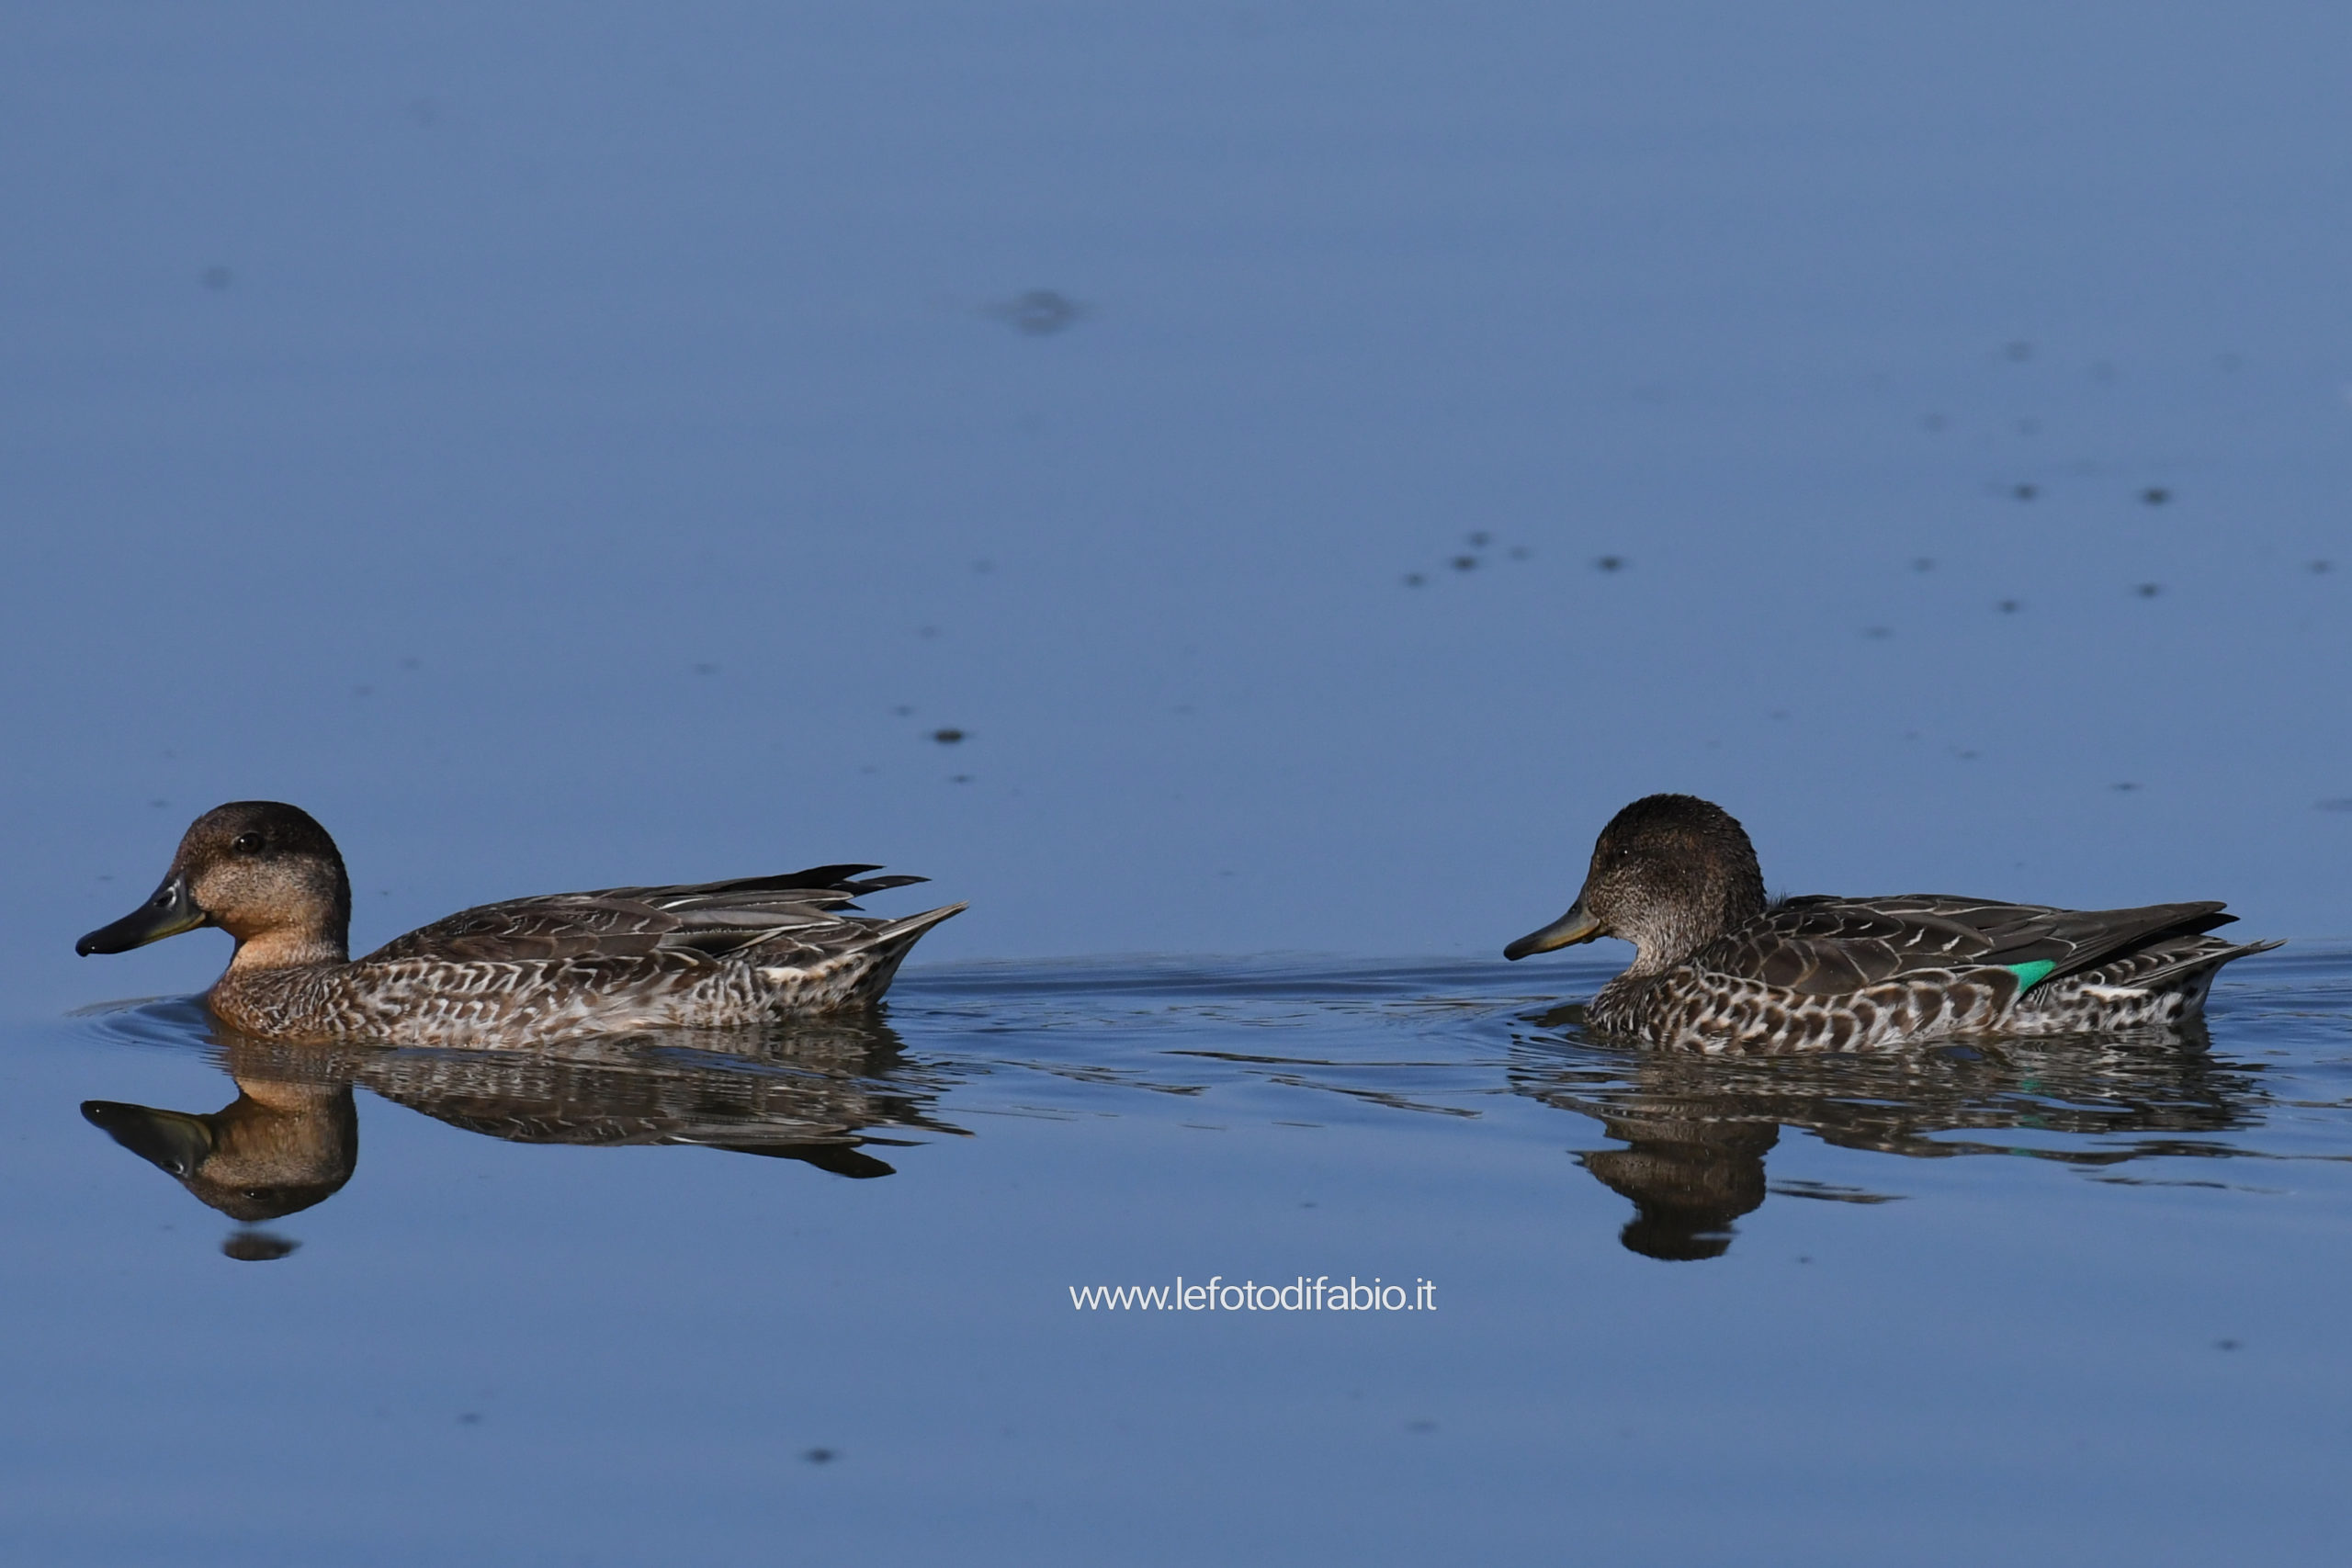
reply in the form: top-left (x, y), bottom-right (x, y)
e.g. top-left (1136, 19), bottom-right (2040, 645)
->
top-left (1706, 896), bottom-right (2238, 997)
top-left (361, 865), bottom-right (928, 964)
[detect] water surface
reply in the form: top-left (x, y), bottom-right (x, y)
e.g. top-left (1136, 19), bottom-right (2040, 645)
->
top-left (10, 950), bottom-right (2351, 1563)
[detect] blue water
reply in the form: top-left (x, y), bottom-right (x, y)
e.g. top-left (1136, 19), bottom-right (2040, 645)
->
top-left (6, 2), bottom-right (2352, 1561)
top-left (10, 950), bottom-right (2352, 1563)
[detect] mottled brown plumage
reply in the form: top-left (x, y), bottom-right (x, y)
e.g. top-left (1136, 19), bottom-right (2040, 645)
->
top-left (1505, 794), bottom-right (2278, 1052)
top-left (77, 802), bottom-right (964, 1046)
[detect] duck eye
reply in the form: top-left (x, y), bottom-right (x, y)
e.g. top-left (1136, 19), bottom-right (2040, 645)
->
top-left (232, 832), bottom-right (265, 854)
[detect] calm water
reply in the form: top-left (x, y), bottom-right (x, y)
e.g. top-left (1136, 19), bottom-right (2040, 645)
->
top-left (7, 2), bottom-right (2352, 1561)
top-left (7, 948), bottom-right (2351, 1563)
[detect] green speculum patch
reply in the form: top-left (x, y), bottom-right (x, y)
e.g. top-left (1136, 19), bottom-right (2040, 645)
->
top-left (2006, 959), bottom-right (2058, 991)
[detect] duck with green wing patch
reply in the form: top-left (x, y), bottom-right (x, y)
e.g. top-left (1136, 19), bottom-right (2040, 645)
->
top-left (1505, 794), bottom-right (2277, 1052)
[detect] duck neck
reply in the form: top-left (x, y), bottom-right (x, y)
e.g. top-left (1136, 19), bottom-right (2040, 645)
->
top-left (1621, 905), bottom-right (1742, 977)
top-left (1622, 938), bottom-right (1694, 979)
top-left (225, 928), bottom-right (349, 972)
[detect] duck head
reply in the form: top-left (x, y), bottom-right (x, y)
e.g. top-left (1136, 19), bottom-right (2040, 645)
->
top-left (77, 802), bottom-right (353, 967)
top-left (1505, 794), bottom-right (1767, 972)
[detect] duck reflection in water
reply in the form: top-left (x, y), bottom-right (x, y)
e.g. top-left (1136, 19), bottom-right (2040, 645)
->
top-left (1512, 1005), bottom-right (2266, 1261)
top-left (83, 1007), bottom-right (961, 1255)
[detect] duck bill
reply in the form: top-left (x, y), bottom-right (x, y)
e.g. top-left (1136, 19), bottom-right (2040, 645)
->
top-left (1504, 902), bottom-right (1604, 961)
top-left (77, 875), bottom-right (207, 956)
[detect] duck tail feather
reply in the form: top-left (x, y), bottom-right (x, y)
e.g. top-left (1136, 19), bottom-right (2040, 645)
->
top-left (2128, 937), bottom-right (2284, 991)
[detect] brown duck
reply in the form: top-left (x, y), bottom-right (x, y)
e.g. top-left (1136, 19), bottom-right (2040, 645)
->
top-left (1504, 794), bottom-right (2278, 1052)
top-left (78, 802), bottom-right (964, 1046)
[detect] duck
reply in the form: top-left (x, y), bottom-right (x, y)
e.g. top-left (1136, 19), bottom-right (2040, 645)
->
top-left (1503, 794), bottom-right (2278, 1052)
top-left (76, 801), bottom-right (965, 1047)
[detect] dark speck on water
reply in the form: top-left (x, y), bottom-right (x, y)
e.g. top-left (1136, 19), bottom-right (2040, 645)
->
top-left (803, 1448), bottom-right (838, 1465)
top-left (932, 728), bottom-right (966, 744)
top-left (1402, 572), bottom-right (1425, 587)
top-left (2013, 483), bottom-right (2038, 500)
top-left (992, 289), bottom-right (1081, 335)
top-left (1451, 556), bottom-right (1477, 571)
top-left (1998, 599), bottom-right (2021, 613)
top-left (2143, 487), bottom-right (2172, 505)
top-left (2135, 582), bottom-right (2163, 598)
top-left (1595, 555), bottom-right (1624, 571)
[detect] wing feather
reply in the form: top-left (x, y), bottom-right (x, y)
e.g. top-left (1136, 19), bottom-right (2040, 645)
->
top-left (361, 864), bottom-right (922, 965)
top-left (1702, 897), bottom-right (2237, 998)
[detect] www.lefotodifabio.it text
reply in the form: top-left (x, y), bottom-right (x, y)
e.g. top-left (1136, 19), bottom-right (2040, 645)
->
top-left (1069, 1277), bottom-right (1435, 1311)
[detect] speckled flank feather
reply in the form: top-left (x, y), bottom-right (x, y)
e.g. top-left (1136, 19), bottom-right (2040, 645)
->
top-left (1510, 795), bottom-right (2279, 1053)
top-left (212, 899), bottom-right (966, 1048)
top-left (79, 802), bottom-right (964, 1048)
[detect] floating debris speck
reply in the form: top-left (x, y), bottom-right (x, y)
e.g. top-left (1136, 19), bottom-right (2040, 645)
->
top-left (990, 289), bottom-right (1081, 336)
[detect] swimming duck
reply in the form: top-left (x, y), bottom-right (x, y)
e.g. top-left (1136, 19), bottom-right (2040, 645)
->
top-left (1504, 794), bottom-right (2278, 1052)
top-left (77, 802), bottom-right (965, 1047)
